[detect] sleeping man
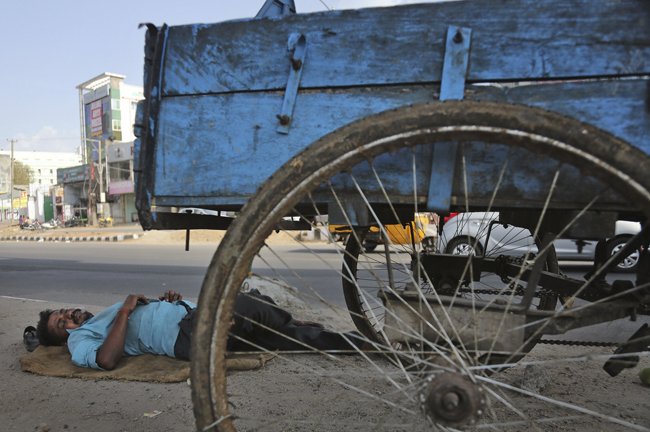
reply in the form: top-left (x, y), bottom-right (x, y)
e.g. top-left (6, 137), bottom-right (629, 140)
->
top-left (36, 289), bottom-right (367, 370)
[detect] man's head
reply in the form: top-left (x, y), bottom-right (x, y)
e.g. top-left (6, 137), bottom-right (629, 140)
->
top-left (36, 308), bottom-right (94, 346)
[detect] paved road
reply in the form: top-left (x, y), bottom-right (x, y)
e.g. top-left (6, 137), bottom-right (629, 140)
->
top-left (0, 241), bottom-right (349, 308)
top-left (0, 242), bottom-right (212, 306)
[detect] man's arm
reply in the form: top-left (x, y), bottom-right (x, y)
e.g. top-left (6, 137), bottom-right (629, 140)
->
top-left (95, 294), bottom-right (149, 370)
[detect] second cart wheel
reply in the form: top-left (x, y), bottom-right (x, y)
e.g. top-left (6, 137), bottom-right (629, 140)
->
top-left (343, 220), bottom-right (559, 360)
top-left (192, 101), bottom-right (650, 432)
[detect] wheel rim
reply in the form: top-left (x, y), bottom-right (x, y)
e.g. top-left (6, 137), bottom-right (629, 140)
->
top-left (612, 242), bottom-right (640, 270)
top-left (191, 101), bottom-right (650, 432)
top-left (450, 241), bottom-right (478, 256)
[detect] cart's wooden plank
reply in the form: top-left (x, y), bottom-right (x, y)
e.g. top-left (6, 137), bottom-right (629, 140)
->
top-left (160, 0), bottom-right (650, 96)
top-left (150, 79), bottom-right (649, 207)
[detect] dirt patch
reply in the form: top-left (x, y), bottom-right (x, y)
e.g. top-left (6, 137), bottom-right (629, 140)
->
top-left (134, 229), bottom-right (310, 246)
top-left (133, 229), bottom-right (226, 245)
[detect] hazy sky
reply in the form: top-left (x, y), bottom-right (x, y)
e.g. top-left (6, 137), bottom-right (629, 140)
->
top-left (1, 0), bottom-right (443, 154)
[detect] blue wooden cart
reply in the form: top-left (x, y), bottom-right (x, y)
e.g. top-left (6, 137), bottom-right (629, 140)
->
top-left (134, 1), bottom-right (650, 430)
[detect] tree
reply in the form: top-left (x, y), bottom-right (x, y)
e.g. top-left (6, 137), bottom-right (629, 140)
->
top-left (12, 160), bottom-right (35, 185)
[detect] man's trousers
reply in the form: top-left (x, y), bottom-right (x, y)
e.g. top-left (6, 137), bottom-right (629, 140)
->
top-left (173, 289), bottom-right (364, 360)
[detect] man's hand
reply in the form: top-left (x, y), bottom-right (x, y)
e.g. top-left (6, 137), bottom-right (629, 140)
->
top-left (159, 290), bottom-right (183, 303)
top-left (121, 294), bottom-right (149, 313)
top-left (96, 294), bottom-right (148, 371)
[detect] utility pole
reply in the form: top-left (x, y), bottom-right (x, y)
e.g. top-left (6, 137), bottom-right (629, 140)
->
top-left (85, 137), bottom-right (103, 226)
top-left (6, 139), bottom-right (16, 225)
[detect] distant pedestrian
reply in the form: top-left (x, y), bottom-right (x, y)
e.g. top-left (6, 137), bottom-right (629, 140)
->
top-left (19, 215), bottom-right (24, 229)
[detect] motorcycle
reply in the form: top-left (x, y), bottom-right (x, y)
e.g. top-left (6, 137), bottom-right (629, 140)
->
top-left (98, 217), bottom-right (114, 228)
top-left (41, 218), bottom-right (63, 230)
top-left (64, 216), bottom-right (84, 227)
top-left (23, 220), bottom-right (43, 231)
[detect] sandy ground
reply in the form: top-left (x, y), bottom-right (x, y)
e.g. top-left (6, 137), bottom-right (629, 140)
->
top-left (132, 229), bottom-right (298, 246)
top-left (2, 224), bottom-right (649, 431)
top-left (1, 297), bottom-right (195, 432)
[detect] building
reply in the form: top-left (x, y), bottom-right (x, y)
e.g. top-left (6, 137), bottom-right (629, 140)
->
top-left (55, 165), bottom-right (92, 222)
top-left (0, 153), bottom-right (9, 194)
top-left (68, 72), bottom-right (143, 224)
top-left (0, 150), bottom-right (81, 189)
top-left (77, 72), bottom-right (144, 155)
top-left (0, 151), bottom-right (81, 221)
top-left (106, 141), bottom-right (137, 223)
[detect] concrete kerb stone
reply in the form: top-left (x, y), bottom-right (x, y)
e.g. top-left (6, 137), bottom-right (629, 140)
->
top-left (0, 234), bottom-right (139, 243)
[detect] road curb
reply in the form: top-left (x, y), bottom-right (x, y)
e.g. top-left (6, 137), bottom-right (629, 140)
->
top-left (0, 234), bottom-right (139, 243)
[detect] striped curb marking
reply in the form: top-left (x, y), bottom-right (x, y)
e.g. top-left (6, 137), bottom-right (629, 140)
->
top-left (0, 234), bottom-right (139, 242)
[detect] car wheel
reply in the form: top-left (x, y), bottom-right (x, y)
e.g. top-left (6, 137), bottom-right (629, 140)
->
top-left (607, 236), bottom-right (640, 273)
top-left (445, 236), bottom-right (484, 256)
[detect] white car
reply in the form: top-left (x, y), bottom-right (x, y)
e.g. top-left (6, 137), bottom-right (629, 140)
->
top-left (178, 208), bottom-right (238, 218)
top-left (178, 207), bottom-right (220, 216)
top-left (553, 220), bottom-right (641, 272)
top-left (439, 212), bottom-right (641, 273)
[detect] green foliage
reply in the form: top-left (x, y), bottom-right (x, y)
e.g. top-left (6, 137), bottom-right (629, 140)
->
top-left (12, 160), bottom-right (34, 185)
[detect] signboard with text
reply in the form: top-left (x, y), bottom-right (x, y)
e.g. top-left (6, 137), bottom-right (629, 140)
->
top-left (106, 142), bottom-right (134, 162)
top-left (57, 165), bottom-right (91, 183)
top-left (13, 197), bottom-right (27, 208)
top-left (109, 180), bottom-right (134, 195)
top-left (90, 100), bottom-right (103, 137)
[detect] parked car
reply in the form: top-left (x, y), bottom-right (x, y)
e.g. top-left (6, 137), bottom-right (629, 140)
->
top-left (178, 207), bottom-right (219, 216)
top-left (178, 207), bottom-right (223, 217)
top-left (438, 212), bottom-right (641, 273)
top-left (553, 220), bottom-right (641, 272)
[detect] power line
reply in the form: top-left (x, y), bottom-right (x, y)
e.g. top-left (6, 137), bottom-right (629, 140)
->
top-left (318, 0), bottom-right (332, 11)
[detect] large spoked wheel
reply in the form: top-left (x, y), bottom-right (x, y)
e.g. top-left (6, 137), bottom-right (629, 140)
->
top-left (192, 101), bottom-right (650, 432)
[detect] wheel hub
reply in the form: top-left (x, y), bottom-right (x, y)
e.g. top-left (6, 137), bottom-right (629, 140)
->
top-left (420, 373), bottom-right (485, 427)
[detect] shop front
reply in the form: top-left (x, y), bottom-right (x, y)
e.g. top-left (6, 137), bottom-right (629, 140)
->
top-left (56, 165), bottom-right (92, 223)
top-left (106, 142), bottom-right (136, 223)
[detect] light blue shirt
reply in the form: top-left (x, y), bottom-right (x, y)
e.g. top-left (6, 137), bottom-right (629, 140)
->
top-left (66, 299), bottom-right (196, 369)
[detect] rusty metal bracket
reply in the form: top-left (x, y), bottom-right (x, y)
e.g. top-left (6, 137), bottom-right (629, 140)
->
top-left (427, 25), bottom-right (472, 213)
top-left (426, 142), bottom-right (459, 213)
top-left (440, 26), bottom-right (472, 101)
top-left (277, 34), bottom-right (306, 134)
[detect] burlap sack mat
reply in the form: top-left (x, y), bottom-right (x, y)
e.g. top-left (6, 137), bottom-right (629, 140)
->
top-left (20, 345), bottom-right (274, 383)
